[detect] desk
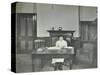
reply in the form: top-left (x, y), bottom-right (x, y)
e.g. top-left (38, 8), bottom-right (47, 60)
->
top-left (32, 48), bottom-right (74, 72)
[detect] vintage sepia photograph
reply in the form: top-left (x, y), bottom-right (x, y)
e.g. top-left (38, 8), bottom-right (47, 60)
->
top-left (11, 2), bottom-right (97, 73)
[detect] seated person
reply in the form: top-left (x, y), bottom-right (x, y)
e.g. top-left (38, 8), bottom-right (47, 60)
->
top-left (56, 36), bottom-right (68, 48)
top-left (52, 36), bottom-right (68, 70)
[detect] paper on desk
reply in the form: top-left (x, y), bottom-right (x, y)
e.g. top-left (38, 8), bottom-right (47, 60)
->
top-left (52, 58), bottom-right (64, 64)
top-left (37, 48), bottom-right (43, 52)
top-left (47, 47), bottom-right (60, 50)
top-left (65, 46), bottom-right (73, 48)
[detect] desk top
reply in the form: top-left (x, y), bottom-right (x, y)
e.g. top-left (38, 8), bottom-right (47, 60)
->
top-left (32, 47), bottom-right (74, 55)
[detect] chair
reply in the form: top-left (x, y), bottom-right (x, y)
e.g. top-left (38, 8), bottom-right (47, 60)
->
top-left (52, 58), bottom-right (64, 70)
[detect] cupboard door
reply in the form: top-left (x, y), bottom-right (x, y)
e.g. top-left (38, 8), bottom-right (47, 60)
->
top-left (17, 14), bottom-right (37, 53)
top-left (88, 25), bottom-right (97, 41)
top-left (80, 22), bottom-right (97, 41)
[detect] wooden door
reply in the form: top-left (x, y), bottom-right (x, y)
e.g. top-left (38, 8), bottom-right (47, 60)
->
top-left (16, 13), bottom-right (37, 53)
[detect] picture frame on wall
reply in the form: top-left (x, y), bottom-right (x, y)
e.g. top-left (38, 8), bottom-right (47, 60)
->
top-left (11, 2), bottom-right (97, 73)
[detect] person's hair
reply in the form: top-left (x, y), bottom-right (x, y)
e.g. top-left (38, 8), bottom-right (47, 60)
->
top-left (58, 35), bottom-right (64, 38)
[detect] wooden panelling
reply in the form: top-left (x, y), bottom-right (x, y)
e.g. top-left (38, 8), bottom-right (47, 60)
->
top-left (16, 54), bottom-right (32, 73)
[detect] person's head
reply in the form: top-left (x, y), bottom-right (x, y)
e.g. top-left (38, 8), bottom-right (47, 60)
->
top-left (58, 36), bottom-right (64, 41)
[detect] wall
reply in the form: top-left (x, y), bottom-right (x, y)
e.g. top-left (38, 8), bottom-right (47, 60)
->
top-left (15, 2), bottom-right (97, 37)
top-left (80, 6), bottom-right (97, 21)
top-left (37, 4), bottom-right (79, 37)
top-left (16, 2), bottom-right (37, 13)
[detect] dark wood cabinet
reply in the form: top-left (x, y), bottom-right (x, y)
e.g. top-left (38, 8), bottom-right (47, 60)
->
top-left (80, 20), bottom-right (97, 65)
top-left (16, 13), bottom-right (37, 53)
